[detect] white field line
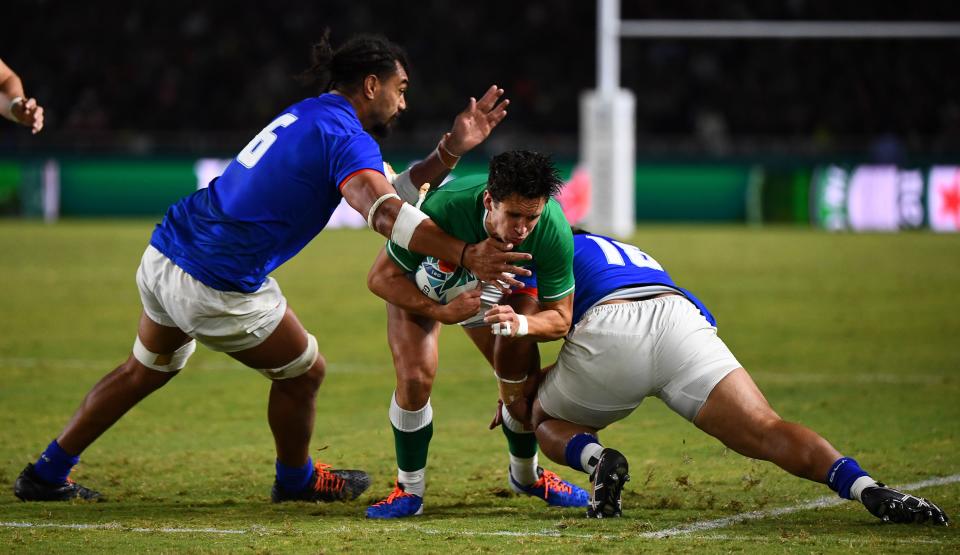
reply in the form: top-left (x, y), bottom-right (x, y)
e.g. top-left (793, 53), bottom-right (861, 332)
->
top-left (0, 521), bottom-right (249, 534)
top-left (639, 474), bottom-right (960, 539)
top-left (1, 474), bottom-right (956, 540)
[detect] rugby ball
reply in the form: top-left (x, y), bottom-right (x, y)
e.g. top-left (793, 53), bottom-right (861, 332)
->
top-left (415, 257), bottom-right (479, 304)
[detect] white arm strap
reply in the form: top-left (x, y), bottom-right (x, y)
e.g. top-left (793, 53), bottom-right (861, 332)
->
top-left (367, 193), bottom-right (400, 229)
top-left (391, 202), bottom-right (430, 249)
top-left (392, 169), bottom-right (420, 204)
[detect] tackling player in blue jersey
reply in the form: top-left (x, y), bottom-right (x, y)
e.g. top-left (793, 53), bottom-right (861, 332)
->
top-left (496, 230), bottom-right (948, 524)
top-left (14, 32), bottom-right (532, 504)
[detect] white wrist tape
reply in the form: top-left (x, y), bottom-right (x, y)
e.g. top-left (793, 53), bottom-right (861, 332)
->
top-left (391, 169), bottom-right (420, 204)
top-left (391, 202), bottom-right (429, 249)
top-left (8, 96), bottom-right (23, 118)
top-left (515, 315), bottom-right (528, 337)
top-left (491, 315), bottom-right (529, 337)
top-left (367, 193), bottom-right (400, 229)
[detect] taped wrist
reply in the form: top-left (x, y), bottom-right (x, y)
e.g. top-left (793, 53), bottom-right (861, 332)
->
top-left (491, 315), bottom-right (527, 337)
top-left (391, 202), bottom-right (429, 249)
top-left (7, 96), bottom-right (23, 119)
top-left (366, 193), bottom-right (400, 230)
top-left (391, 169), bottom-right (420, 204)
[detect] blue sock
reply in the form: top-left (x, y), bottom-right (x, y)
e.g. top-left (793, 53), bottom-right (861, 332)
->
top-left (33, 439), bottom-right (80, 485)
top-left (564, 433), bottom-right (599, 472)
top-left (826, 457), bottom-right (869, 500)
top-left (276, 457), bottom-right (313, 493)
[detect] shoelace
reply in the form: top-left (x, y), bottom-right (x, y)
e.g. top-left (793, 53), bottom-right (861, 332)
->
top-left (312, 462), bottom-right (345, 494)
top-left (534, 469), bottom-right (573, 499)
top-left (371, 483), bottom-right (413, 507)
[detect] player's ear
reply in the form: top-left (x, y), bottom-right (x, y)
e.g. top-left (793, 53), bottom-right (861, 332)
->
top-left (363, 74), bottom-right (379, 100)
top-left (482, 191), bottom-right (494, 211)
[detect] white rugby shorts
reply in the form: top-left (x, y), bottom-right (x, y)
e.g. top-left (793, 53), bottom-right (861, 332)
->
top-left (537, 294), bottom-right (740, 428)
top-left (135, 245), bottom-right (287, 352)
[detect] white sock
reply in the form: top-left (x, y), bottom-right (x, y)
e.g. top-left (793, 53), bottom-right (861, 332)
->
top-left (849, 475), bottom-right (878, 502)
top-left (581, 443), bottom-right (604, 476)
top-left (398, 468), bottom-right (426, 497)
top-left (510, 453), bottom-right (539, 486)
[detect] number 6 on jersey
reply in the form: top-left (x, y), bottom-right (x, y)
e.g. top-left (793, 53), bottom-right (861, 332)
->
top-left (237, 113), bottom-right (299, 168)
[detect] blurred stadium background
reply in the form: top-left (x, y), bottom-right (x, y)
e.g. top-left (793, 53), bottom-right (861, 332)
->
top-left (3, 0), bottom-right (960, 231)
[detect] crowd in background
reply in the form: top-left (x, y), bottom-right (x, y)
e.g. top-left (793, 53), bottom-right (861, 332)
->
top-left (3, 0), bottom-right (959, 159)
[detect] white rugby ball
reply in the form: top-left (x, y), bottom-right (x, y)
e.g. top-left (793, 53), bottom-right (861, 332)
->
top-left (415, 257), bottom-right (479, 304)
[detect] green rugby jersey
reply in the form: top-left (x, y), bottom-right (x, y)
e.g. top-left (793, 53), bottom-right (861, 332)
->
top-left (386, 174), bottom-right (575, 303)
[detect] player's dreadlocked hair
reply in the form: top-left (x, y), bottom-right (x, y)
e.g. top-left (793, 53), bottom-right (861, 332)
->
top-left (487, 150), bottom-right (564, 201)
top-left (299, 29), bottom-right (409, 93)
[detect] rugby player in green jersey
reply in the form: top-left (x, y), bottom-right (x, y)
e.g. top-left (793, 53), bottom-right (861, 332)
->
top-left (364, 150), bottom-right (589, 518)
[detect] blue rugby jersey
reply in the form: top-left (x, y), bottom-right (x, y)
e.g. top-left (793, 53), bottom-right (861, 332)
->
top-left (150, 94), bottom-right (384, 293)
top-left (518, 233), bottom-right (716, 326)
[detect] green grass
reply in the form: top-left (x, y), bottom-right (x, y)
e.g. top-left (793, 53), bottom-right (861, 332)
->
top-left (0, 220), bottom-right (958, 553)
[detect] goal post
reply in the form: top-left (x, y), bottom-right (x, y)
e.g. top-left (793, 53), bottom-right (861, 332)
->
top-left (580, 0), bottom-right (960, 237)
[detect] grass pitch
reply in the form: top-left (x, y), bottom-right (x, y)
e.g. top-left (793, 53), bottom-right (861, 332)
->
top-left (0, 220), bottom-right (958, 553)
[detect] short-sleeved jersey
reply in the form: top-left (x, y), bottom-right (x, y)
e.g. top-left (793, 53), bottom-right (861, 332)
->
top-left (385, 174), bottom-right (575, 303)
top-left (518, 233), bottom-right (716, 325)
top-left (150, 94), bottom-right (383, 293)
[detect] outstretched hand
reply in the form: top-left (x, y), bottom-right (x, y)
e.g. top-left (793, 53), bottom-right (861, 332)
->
top-left (11, 97), bottom-right (44, 134)
top-left (461, 238), bottom-right (531, 289)
top-left (443, 85), bottom-right (509, 156)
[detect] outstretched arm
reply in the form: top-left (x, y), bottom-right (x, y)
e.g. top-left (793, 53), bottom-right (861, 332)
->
top-left (392, 85), bottom-right (509, 202)
top-left (0, 58), bottom-right (44, 134)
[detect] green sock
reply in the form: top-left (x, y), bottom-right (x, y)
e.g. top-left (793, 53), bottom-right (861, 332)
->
top-left (501, 421), bottom-right (538, 458)
top-left (393, 422), bottom-right (433, 472)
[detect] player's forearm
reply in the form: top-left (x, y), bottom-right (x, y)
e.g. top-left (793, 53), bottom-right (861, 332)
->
top-left (0, 75), bottom-right (25, 123)
top-left (405, 218), bottom-right (466, 266)
top-left (522, 310), bottom-right (571, 341)
top-left (367, 253), bottom-right (447, 321)
top-left (408, 151), bottom-right (452, 193)
top-left (371, 276), bottom-right (445, 320)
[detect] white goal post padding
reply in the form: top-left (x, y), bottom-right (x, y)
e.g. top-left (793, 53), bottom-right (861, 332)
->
top-left (580, 89), bottom-right (635, 238)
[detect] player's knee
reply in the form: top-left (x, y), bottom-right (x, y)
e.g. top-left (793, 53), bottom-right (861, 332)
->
top-left (303, 353), bottom-right (326, 391)
top-left (397, 372), bottom-right (434, 406)
top-left (258, 334), bottom-right (320, 381)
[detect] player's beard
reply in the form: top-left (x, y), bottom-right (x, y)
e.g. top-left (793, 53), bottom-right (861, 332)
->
top-left (369, 114), bottom-right (400, 139)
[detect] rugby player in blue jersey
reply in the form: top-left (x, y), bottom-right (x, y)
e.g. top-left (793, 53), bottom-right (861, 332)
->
top-left (498, 230), bottom-right (948, 524)
top-left (14, 32), bottom-right (530, 504)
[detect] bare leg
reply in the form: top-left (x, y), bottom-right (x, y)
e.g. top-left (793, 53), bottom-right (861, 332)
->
top-left (693, 367), bottom-right (841, 483)
top-left (57, 312), bottom-right (190, 455)
top-left (387, 302), bottom-right (441, 410)
top-left (228, 308), bottom-right (325, 468)
top-left (530, 397), bottom-right (598, 466)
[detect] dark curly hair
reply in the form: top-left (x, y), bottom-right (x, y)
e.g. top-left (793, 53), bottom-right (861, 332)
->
top-left (299, 29), bottom-right (409, 93)
top-left (486, 150), bottom-right (564, 202)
